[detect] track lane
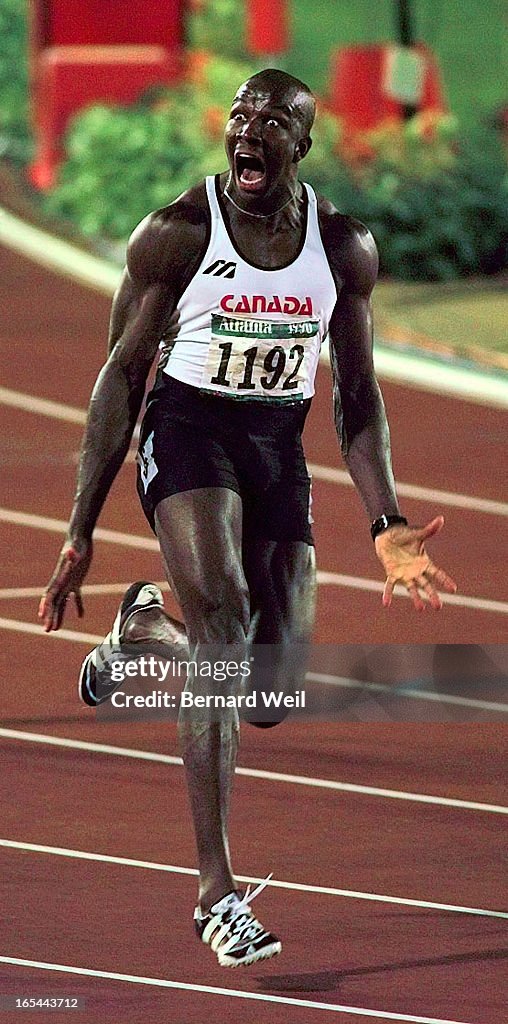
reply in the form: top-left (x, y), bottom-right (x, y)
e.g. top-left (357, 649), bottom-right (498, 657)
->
top-left (1, 238), bottom-right (507, 1022)
top-left (0, 820), bottom-right (505, 1022)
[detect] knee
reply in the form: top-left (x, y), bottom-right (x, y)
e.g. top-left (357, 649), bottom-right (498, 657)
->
top-left (181, 573), bottom-right (250, 643)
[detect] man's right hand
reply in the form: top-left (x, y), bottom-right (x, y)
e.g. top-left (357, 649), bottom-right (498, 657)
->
top-left (38, 538), bottom-right (93, 632)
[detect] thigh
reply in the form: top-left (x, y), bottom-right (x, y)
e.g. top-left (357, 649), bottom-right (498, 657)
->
top-left (154, 487), bottom-right (250, 644)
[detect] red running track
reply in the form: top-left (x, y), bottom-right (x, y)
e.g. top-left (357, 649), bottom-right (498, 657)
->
top-left (0, 242), bottom-right (507, 1023)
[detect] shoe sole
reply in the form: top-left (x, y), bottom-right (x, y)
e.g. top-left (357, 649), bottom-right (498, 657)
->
top-left (217, 941), bottom-right (282, 968)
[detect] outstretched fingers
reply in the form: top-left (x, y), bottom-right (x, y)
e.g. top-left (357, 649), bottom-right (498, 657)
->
top-left (383, 566), bottom-right (455, 612)
top-left (425, 560), bottom-right (457, 594)
top-left (382, 576), bottom-right (395, 608)
top-left (416, 574), bottom-right (442, 611)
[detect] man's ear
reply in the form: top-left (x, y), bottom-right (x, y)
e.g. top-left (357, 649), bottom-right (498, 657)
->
top-left (294, 136), bottom-right (312, 162)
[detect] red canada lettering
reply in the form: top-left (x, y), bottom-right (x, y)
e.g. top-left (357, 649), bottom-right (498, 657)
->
top-left (220, 294), bottom-right (314, 316)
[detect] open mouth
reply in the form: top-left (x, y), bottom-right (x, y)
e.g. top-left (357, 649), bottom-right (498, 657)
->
top-left (234, 152), bottom-right (267, 192)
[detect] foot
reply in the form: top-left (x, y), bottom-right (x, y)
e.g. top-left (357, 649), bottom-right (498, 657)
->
top-left (78, 582), bottom-right (164, 706)
top-left (194, 878), bottom-right (281, 968)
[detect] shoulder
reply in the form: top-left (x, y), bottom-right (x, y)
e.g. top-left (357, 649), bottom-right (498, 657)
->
top-left (314, 191), bottom-right (378, 297)
top-left (127, 179), bottom-right (210, 286)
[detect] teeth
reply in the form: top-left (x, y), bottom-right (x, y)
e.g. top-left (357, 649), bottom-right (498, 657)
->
top-left (240, 168), bottom-right (265, 183)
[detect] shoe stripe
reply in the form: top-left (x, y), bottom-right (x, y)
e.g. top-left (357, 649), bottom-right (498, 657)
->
top-left (218, 940), bottom-right (282, 967)
top-left (84, 659), bottom-right (97, 704)
top-left (110, 610), bottom-right (122, 647)
top-left (201, 915), bottom-right (223, 945)
top-left (220, 929), bottom-right (270, 955)
top-left (210, 924), bottom-right (232, 953)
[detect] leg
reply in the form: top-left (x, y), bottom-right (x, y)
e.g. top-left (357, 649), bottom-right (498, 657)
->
top-left (243, 536), bottom-right (316, 725)
top-left (154, 487), bottom-right (250, 912)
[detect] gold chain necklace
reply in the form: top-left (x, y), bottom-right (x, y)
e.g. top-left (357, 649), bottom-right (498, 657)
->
top-left (223, 177), bottom-right (300, 219)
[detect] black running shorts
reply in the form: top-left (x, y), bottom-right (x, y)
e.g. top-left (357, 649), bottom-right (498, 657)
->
top-left (136, 375), bottom-right (314, 545)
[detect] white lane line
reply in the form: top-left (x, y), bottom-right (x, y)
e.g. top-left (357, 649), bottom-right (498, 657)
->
top-left (316, 572), bottom-right (508, 615)
top-left (0, 614), bottom-right (506, 715)
top-left (1, 382), bottom-right (507, 517)
top-left (0, 582), bottom-right (140, 600)
top-left (0, 209), bottom-right (121, 295)
top-left (0, 507), bottom-right (159, 550)
top-left (0, 599), bottom-right (505, 714)
top-left (308, 463), bottom-right (508, 518)
top-left (0, 618), bottom-right (103, 645)
top-left (0, 386), bottom-right (86, 425)
top-left (2, 838), bottom-right (507, 921)
top-left (1, 728), bottom-right (506, 816)
top-left (306, 674), bottom-right (508, 714)
top-left (2, 507), bottom-right (506, 613)
top-left (0, 956), bottom-right (478, 1023)
top-left (372, 343), bottom-right (508, 409)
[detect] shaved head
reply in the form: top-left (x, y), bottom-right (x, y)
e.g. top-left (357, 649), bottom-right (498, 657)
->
top-left (235, 69), bottom-right (316, 134)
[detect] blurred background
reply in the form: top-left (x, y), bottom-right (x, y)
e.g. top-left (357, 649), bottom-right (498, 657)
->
top-left (1, 0), bottom-right (507, 365)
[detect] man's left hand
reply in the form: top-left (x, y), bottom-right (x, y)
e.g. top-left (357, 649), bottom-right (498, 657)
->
top-left (375, 515), bottom-right (457, 611)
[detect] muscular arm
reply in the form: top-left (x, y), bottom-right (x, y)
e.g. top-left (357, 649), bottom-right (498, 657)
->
top-left (321, 210), bottom-right (456, 610)
top-left (69, 266), bottom-right (169, 541)
top-left (327, 218), bottom-right (399, 521)
top-left (39, 195), bottom-right (208, 630)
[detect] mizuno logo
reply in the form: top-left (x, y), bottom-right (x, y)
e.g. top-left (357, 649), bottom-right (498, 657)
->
top-left (204, 259), bottom-right (237, 279)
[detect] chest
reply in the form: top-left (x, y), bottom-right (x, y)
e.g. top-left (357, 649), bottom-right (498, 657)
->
top-left (228, 217), bottom-right (306, 269)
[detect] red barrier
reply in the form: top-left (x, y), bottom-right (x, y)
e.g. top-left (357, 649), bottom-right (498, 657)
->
top-left (28, 0), bottom-right (186, 188)
top-left (328, 43), bottom-right (446, 137)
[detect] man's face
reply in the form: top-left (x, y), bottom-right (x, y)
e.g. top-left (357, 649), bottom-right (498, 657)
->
top-left (224, 83), bottom-right (308, 197)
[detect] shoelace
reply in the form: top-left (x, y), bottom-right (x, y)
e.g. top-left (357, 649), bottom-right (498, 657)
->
top-left (225, 874), bottom-right (273, 943)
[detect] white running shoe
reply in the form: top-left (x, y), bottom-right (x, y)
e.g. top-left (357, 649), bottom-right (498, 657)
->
top-left (78, 581), bottom-right (164, 706)
top-left (194, 876), bottom-right (281, 967)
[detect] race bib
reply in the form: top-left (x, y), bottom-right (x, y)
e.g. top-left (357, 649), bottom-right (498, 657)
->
top-left (201, 314), bottom-right (320, 399)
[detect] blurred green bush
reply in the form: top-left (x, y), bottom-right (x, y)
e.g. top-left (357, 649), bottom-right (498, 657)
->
top-left (45, 56), bottom-right (507, 280)
top-left (334, 118), bottom-right (508, 280)
top-left (0, 0), bottom-right (32, 162)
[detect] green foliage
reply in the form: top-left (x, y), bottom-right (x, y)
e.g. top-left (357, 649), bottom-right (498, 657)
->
top-left (189, 0), bottom-right (248, 62)
top-left (304, 115), bottom-right (507, 280)
top-left (338, 127), bottom-right (508, 280)
top-left (44, 56), bottom-right (254, 239)
top-left (0, 0), bottom-right (32, 162)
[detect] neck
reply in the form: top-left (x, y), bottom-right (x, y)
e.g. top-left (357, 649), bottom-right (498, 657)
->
top-left (223, 174), bottom-right (302, 220)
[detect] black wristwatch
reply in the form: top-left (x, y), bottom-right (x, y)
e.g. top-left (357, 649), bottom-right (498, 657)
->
top-left (370, 514), bottom-right (408, 542)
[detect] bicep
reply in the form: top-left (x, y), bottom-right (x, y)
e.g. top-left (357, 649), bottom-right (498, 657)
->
top-left (106, 269), bottom-right (171, 382)
top-left (327, 220), bottom-right (378, 386)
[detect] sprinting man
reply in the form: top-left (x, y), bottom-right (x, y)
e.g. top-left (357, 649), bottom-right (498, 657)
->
top-left (39, 69), bottom-right (457, 967)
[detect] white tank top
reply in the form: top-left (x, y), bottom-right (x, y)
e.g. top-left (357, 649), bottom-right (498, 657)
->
top-left (160, 175), bottom-right (337, 401)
